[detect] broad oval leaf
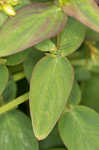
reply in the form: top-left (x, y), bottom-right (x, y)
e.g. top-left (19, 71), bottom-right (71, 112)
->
top-left (59, 17), bottom-right (86, 56)
top-left (0, 65), bottom-right (9, 95)
top-left (0, 3), bottom-right (66, 57)
top-left (30, 56), bottom-right (74, 140)
top-left (63, 0), bottom-right (99, 32)
top-left (0, 110), bottom-right (38, 150)
top-left (59, 105), bottom-right (99, 150)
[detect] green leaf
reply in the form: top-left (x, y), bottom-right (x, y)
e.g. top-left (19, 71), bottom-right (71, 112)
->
top-left (63, 0), bottom-right (99, 32)
top-left (0, 12), bottom-right (8, 27)
top-left (34, 39), bottom-right (57, 52)
top-left (23, 49), bottom-right (44, 81)
top-left (2, 79), bottom-right (17, 104)
top-left (59, 105), bottom-right (99, 150)
top-left (5, 47), bottom-right (31, 66)
top-left (59, 17), bottom-right (86, 56)
top-left (0, 0), bottom-right (31, 27)
top-left (50, 148), bottom-right (66, 150)
top-left (75, 66), bottom-right (91, 81)
top-left (86, 27), bottom-right (99, 41)
top-left (15, 0), bottom-right (31, 10)
top-left (69, 80), bottom-right (81, 105)
top-left (40, 125), bottom-right (64, 150)
top-left (0, 3), bottom-right (66, 57)
top-left (30, 56), bottom-right (74, 140)
top-left (0, 65), bottom-right (9, 95)
top-left (81, 73), bottom-right (99, 113)
top-left (0, 110), bottom-right (38, 150)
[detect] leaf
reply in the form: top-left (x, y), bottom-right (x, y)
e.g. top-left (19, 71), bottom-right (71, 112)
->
top-left (15, 0), bottom-right (31, 10)
top-left (81, 73), bottom-right (99, 113)
top-left (0, 0), bottom-right (31, 27)
top-left (0, 3), bottom-right (66, 57)
top-left (75, 66), bottom-right (91, 81)
top-left (86, 27), bottom-right (99, 41)
top-left (2, 79), bottom-right (17, 104)
top-left (34, 39), bottom-right (57, 51)
top-left (50, 148), bottom-right (66, 150)
top-left (39, 125), bottom-right (64, 150)
top-left (59, 105), bottom-right (99, 150)
top-left (30, 56), bottom-right (74, 140)
top-left (5, 47), bottom-right (31, 66)
top-left (63, 0), bottom-right (99, 32)
top-left (0, 110), bottom-right (38, 150)
top-left (69, 80), bottom-right (81, 105)
top-left (59, 17), bottom-right (86, 56)
top-left (0, 65), bottom-right (9, 95)
top-left (0, 12), bottom-right (8, 27)
top-left (23, 49), bottom-right (44, 81)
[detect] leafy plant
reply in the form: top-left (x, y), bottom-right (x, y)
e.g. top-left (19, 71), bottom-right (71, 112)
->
top-left (0, 0), bottom-right (99, 149)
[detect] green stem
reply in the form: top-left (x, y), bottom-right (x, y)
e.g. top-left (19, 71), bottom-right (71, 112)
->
top-left (13, 72), bottom-right (25, 82)
top-left (0, 93), bottom-right (29, 115)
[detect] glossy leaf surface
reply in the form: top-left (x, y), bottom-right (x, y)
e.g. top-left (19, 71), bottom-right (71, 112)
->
top-left (30, 56), bottom-right (74, 140)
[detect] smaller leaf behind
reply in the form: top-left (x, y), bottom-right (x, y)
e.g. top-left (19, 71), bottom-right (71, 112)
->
top-left (58, 17), bottom-right (86, 56)
top-left (0, 65), bottom-right (9, 96)
top-left (68, 80), bottom-right (81, 105)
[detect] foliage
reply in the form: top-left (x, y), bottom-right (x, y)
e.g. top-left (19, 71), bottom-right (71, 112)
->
top-left (0, 0), bottom-right (99, 150)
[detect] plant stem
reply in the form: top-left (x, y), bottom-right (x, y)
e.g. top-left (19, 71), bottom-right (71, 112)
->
top-left (13, 72), bottom-right (25, 82)
top-left (0, 93), bottom-right (29, 115)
